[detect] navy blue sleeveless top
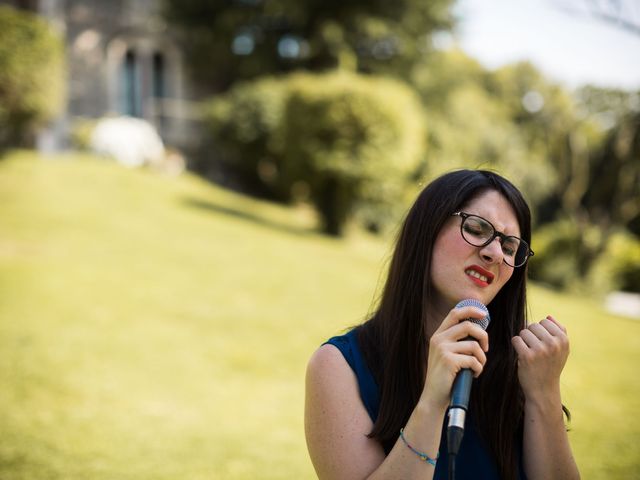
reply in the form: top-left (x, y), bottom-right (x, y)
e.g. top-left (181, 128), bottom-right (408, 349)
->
top-left (325, 328), bottom-right (526, 480)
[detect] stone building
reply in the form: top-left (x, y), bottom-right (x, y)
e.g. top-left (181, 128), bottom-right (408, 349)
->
top-left (2, 0), bottom-right (199, 152)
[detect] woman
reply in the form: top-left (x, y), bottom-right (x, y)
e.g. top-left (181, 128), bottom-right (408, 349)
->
top-left (305, 170), bottom-right (579, 479)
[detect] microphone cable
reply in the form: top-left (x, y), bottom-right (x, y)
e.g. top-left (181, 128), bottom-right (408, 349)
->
top-left (447, 414), bottom-right (463, 480)
top-left (449, 453), bottom-right (456, 480)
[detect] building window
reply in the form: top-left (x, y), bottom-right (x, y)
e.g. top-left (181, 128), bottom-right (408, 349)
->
top-left (152, 52), bottom-right (166, 127)
top-left (152, 52), bottom-right (165, 99)
top-left (120, 49), bottom-right (141, 117)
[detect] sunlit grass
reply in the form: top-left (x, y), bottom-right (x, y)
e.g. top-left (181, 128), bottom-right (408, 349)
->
top-left (0, 151), bottom-right (637, 479)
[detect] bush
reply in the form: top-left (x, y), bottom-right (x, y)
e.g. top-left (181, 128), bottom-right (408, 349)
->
top-left (203, 71), bottom-right (426, 235)
top-left (0, 6), bottom-right (65, 148)
top-left (528, 219), bottom-right (601, 290)
top-left (282, 71), bottom-right (426, 235)
top-left (202, 76), bottom-right (289, 199)
top-left (588, 230), bottom-right (640, 293)
top-left (530, 219), bottom-right (640, 294)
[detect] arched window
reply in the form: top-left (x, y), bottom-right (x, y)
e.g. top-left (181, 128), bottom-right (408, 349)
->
top-left (120, 49), bottom-right (141, 117)
top-left (152, 52), bottom-right (166, 126)
top-left (152, 52), bottom-right (165, 99)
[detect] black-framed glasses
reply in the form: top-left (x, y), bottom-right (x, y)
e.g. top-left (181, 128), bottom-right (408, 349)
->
top-left (452, 212), bottom-right (534, 268)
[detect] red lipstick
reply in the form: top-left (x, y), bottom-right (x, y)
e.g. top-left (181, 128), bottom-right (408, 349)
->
top-left (464, 264), bottom-right (495, 287)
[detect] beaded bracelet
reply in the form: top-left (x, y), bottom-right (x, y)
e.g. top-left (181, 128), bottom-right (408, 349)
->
top-left (399, 428), bottom-right (439, 466)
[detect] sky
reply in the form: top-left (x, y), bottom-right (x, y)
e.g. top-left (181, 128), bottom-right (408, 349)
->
top-left (453, 0), bottom-right (640, 91)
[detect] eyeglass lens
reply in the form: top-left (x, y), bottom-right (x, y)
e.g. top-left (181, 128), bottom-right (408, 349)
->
top-left (461, 215), bottom-right (529, 267)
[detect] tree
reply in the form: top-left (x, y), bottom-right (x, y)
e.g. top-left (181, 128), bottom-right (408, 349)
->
top-left (203, 71), bottom-right (426, 235)
top-left (524, 85), bottom-right (640, 291)
top-left (0, 5), bottom-right (65, 148)
top-left (584, 109), bottom-right (640, 234)
top-left (481, 62), bottom-right (588, 218)
top-left (281, 72), bottom-right (426, 235)
top-left (162, 0), bottom-right (454, 90)
top-left (412, 54), bottom-right (564, 207)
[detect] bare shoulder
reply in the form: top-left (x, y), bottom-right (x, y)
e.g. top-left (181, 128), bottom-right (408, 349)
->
top-left (305, 344), bottom-right (385, 479)
top-left (305, 344), bottom-right (360, 419)
top-left (306, 343), bottom-right (351, 381)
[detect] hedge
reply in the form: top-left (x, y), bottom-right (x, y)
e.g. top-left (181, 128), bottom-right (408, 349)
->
top-left (204, 70), bottom-right (426, 235)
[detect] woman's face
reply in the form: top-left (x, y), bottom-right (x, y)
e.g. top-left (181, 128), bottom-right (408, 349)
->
top-left (429, 190), bottom-right (520, 316)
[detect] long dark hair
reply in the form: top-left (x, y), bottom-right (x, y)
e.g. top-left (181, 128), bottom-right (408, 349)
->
top-left (358, 170), bottom-right (531, 479)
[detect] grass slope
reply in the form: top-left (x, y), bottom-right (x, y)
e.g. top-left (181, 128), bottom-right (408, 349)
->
top-left (0, 151), bottom-right (638, 479)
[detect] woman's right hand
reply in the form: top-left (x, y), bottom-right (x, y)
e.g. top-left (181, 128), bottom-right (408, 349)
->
top-left (420, 306), bottom-right (490, 413)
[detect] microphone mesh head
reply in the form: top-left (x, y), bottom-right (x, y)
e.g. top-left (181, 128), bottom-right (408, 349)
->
top-left (455, 299), bottom-right (491, 330)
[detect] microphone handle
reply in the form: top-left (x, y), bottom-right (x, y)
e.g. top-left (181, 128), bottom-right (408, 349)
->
top-left (447, 334), bottom-right (478, 457)
top-left (447, 309), bottom-right (488, 463)
top-left (450, 333), bottom-right (477, 411)
top-left (450, 368), bottom-right (473, 410)
top-left (447, 368), bottom-right (473, 458)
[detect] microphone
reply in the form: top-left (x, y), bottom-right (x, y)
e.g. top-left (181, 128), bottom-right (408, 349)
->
top-left (447, 299), bottom-right (491, 460)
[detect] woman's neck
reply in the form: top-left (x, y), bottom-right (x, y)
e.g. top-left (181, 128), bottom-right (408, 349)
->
top-left (424, 298), bottom-right (452, 338)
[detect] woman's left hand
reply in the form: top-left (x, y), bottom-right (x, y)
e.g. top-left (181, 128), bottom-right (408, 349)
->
top-left (511, 315), bottom-right (570, 400)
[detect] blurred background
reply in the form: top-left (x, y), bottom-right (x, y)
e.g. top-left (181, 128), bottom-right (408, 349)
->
top-left (0, 0), bottom-right (638, 478)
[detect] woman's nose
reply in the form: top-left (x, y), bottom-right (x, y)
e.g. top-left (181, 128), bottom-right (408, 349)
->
top-left (479, 237), bottom-right (504, 264)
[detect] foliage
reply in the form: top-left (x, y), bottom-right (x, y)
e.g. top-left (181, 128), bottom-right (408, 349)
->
top-left (162, 0), bottom-right (455, 89)
top-left (69, 117), bottom-right (99, 150)
top-left (434, 83), bottom-right (557, 203)
top-left (582, 110), bottom-right (640, 233)
top-left (485, 62), bottom-right (580, 207)
top-left (0, 6), bottom-right (65, 148)
top-left (574, 86), bottom-right (640, 131)
top-left (202, 76), bottom-right (290, 199)
top-left (204, 70), bottom-right (426, 235)
top-left (200, 36), bottom-right (637, 285)
top-left (529, 219), bottom-right (640, 294)
top-left (410, 53), bottom-right (558, 206)
top-left (528, 218), bottom-right (589, 290)
top-left (411, 47), bottom-right (487, 111)
top-left (281, 71), bottom-right (426, 235)
top-left (0, 152), bottom-right (638, 479)
top-left (161, 0), bottom-right (639, 293)
top-left (588, 230), bottom-right (640, 293)
top-left (526, 92), bottom-right (640, 292)
top-left (446, 63), bottom-right (640, 293)
top-left (533, 87), bottom-right (639, 235)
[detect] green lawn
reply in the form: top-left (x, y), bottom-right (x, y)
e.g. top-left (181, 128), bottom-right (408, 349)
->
top-left (0, 151), bottom-right (638, 479)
